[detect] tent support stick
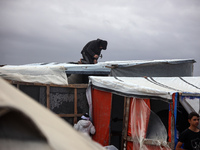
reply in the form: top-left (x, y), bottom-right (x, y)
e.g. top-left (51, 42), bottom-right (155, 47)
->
top-left (170, 102), bottom-right (175, 149)
top-left (74, 88), bottom-right (78, 123)
top-left (122, 97), bottom-right (130, 150)
top-left (46, 85), bottom-right (50, 109)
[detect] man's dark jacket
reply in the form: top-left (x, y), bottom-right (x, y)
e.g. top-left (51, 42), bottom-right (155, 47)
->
top-left (81, 39), bottom-right (106, 58)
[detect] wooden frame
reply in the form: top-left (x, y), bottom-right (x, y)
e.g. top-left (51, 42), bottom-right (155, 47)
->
top-left (7, 80), bottom-right (88, 124)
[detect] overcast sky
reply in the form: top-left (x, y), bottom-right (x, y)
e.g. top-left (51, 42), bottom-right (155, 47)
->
top-left (0, 0), bottom-right (200, 75)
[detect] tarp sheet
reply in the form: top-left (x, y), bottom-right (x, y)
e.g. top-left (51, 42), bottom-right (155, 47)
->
top-left (127, 98), bottom-right (151, 149)
top-left (89, 76), bottom-right (200, 100)
top-left (128, 98), bottom-right (170, 150)
top-left (110, 59), bottom-right (195, 77)
top-left (92, 89), bottom-right (112, 146)
top-left (0, 65), bottom-right (68, 85)
top-left (0, 58), bottom-right (195, 85)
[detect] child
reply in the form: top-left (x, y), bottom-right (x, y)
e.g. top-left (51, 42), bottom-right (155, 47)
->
top-left (176, 111), bottom-right (200, 150)
top-left (74, 113), bottom-right (95, 136)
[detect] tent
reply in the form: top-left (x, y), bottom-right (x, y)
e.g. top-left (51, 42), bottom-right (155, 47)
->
top-left (0, 77), bottom-right (105, 150)
top-left (0, 59), bottom-right (195, 126)
top-left (0, 58), bottom-right (195, 85)
top-left (87, 76), bottom-right (200, 150)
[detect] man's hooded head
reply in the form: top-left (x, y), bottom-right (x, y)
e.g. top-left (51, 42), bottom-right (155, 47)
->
top-left (100, 40), bottom-right (108, 50)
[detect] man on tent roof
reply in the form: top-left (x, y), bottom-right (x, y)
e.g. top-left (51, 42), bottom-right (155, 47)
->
top-left (80, 39), bottom-right (108, 64)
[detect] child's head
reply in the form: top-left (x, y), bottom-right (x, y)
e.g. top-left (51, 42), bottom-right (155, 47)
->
top-left (188, 112), bottom-right (199, 127)
top-left (188, 112), bottom-right (199, 120)
top-left (81, 113), bottom-right (90, 120)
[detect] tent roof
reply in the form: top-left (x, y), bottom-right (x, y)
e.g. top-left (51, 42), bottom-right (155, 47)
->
top-left (1, 58), bottom-right (195, 73)
top-left (103, 58), bottom-right (195, 68)
top-left (0, 77), bottom-right (104, 150)
top-left (89, 76), bottom-right (200, 100)
top-left (0, 58), bottom-right (195, 85)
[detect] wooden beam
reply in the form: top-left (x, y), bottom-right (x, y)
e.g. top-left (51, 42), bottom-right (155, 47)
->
top-left (121, 97), bottom-right (130, 150)
top-left (126, 136), bottom-right (171, 147)
top-left (74, 88), bottom-right (78, 123)
top-left (6, 80), bottom-right (88, 88)
top-left (58, 114), bottom-right (82, 117)
top-left (46, 85), bottom-right (50, 109)
top-left (7, 79), bottom-right (89, 126)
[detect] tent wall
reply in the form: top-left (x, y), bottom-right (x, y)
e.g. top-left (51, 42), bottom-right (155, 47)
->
top-left (91, 88), bottom-right (173, 150)
top-left (110, 62), bottom-right (194, 77)
top-left (92, 88), bottom-right (112, 146)
top-left (8, 80), bottom-right (88, 125)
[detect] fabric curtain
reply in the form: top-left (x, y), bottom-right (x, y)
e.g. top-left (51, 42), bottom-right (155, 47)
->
top-left (91, 88), bottom-right (112, 146)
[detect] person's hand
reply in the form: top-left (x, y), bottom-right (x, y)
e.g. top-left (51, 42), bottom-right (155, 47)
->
top-left (94, 59), bottom-right (97, 64)
top-left (94, 55), bottom-right (99, 58)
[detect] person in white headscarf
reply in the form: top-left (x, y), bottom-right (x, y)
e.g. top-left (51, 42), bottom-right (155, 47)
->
top-left (74, 113), bottom-right (96, 136)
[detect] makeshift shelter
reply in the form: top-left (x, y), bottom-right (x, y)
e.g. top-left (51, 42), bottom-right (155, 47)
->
top-left (0, 77), bottom-right (105, 150)
top-left (0, 59), bottom-right (195, 84)
top-left (0, 59), bottom-right (196, 126)
top-left (87, 76), bottom-right (200, 150)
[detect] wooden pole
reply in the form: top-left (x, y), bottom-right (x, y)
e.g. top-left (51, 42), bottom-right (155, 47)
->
top-left (74, 88), bottom-right (78, 123)
top-left (121, 97), bottom-right (130, 150)
top-left (46, 85), bottom-right (50, 109)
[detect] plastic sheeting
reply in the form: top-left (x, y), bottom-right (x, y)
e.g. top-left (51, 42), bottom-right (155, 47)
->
top-left (110, 59), bottom-right (195, 77)
top-left (128, 98), bottom-right (169, 150)
top-left (127, 98), bottom-right (151, 149)
top-left (0, 58), bottom-right (195, 85)
top-left (89, 76), bottom-right (200, 100)
top-left (0, 65), bottom-right (68, 85)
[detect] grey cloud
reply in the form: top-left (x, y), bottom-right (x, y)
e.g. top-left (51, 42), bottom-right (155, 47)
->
top-left (0, 0), bottom-right (200, 75)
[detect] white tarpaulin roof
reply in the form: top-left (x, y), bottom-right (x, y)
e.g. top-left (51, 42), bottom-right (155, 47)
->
top-left (0, 77), bottom-right (105, 150)
top-left (89, 76), bottom-right (200, 100)
top-left (0, 65), bottom-right (68, 85)
top-left (0, 58), bottom-right (195, 85)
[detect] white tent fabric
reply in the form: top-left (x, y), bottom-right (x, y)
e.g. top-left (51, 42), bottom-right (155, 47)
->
top-left (89, 76), bottom-right (200, 100)
top-left (183, 97), bottom-right (200, 113)
top-left (0, 77), bottom-right (105, 150)
top-left (0, 65), bottom-right (68, 85)
top-left (0, 58), bottom-right (194, 85)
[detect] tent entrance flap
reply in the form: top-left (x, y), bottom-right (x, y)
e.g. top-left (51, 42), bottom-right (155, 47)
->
top-left (92, 88), bottom-right (112, 146)
top-left (110, 94), bottom-right (125, 149)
